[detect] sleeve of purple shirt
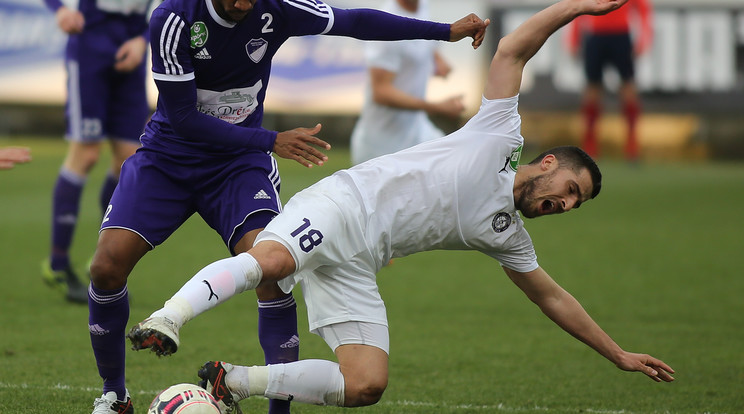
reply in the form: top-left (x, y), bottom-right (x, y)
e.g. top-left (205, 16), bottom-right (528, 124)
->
top-left (327, 7), bottom-right (450, 41)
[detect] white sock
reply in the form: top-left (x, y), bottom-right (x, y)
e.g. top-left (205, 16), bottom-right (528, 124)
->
top-left (152, 253), bottom-right (262, 326)
top-left (225, 360), bottom-right (345, 406)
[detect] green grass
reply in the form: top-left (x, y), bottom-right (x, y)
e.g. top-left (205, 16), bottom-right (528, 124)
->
top-left (1, 136), bottom-right (743, 413)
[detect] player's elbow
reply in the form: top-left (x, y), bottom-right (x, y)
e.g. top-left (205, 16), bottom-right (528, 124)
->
top-left (495, 35), bottom-right (525, 65)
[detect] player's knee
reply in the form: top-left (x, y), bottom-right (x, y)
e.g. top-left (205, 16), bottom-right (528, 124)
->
top-left (252, 242), bottom-right (296, 282)
top-left (88, 253), bottom-right (128, 290)
top-left (344, 375), bottom-right (388, 407)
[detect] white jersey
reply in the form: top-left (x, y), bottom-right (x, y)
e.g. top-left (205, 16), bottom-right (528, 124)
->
top-left (350, 0), bottom-right (444, 165)
top-left (343, 95), bottom-right (538, 272)
top-left (262, 95), bottom-right (538, 332)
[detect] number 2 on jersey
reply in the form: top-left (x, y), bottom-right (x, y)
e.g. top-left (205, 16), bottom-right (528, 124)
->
top-left (290, 218), bottom-right (323, 253)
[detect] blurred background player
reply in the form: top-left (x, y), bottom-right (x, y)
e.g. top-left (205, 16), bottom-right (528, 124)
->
top-left (42, 0), bottom-right (152, 304)
top-left (0, 146), bottom-right (31, 170)
top-left (566, 0), bottom-right (653, 161)
top-left (350, 0), bottom-right (465, 165)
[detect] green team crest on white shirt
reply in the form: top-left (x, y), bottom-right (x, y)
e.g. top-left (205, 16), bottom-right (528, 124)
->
top-left (509, 144), bottom-right (523, 172)
top-left (191, 22), bottom-right (208, 48)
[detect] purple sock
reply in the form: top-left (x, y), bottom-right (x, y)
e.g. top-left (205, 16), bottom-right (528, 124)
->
top-left (258, 294), bottom-right (299, 414)
top-left (99, 172), bottom-right (118, 218)
top-left (50, 169), bottom-right (85, 270)
top-left (88, 284), bottom-right (130, 401)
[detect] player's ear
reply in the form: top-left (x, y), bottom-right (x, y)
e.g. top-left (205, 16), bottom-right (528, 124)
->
top-left (540, 154), bottom-right (557, 171)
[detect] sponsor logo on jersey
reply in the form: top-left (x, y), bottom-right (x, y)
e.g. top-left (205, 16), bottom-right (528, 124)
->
top-left (509, 144), bottom-right (523, 172)
top-left (194, 48), bottom-right (211, 60)
top-left (219, 91), bottom-right (252, 104)
top-left (195, 81), bottom-right (262, 124)
top-left (254, 190), bottom-right (271, 200)
top-left (491, 212), bottom-right (512, 233)
top-left (190, 21), bottom-right (208, 48)
top-left (246, 38), bottom-right (268, 63)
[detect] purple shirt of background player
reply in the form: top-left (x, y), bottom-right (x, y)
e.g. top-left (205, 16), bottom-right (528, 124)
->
top-left (85, 1), bottom-right (488, 413)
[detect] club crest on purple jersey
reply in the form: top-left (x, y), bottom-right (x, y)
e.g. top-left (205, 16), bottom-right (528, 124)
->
top-left (246, 38), bottom-right (268, 63)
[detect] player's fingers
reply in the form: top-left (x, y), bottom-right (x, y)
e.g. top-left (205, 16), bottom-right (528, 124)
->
top-left (300, 145), bottom-right (328, 165)
top-left (299, 134), bottom-right (331, 151)
top-left (651, 358), bottom-right (675, 374)
top-left (297, 123), bottom-right (322, 136)
top-left (655, 368), bottom-right (675, 382)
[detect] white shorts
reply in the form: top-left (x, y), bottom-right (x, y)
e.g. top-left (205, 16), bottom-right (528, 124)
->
top-left (316, 321), bottom-right (390, 354)
top-left (256, 174), bottom-right (389, 335)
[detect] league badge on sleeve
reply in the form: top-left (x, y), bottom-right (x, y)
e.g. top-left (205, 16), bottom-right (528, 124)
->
top-left (491, 212), bottom-right (512, 233)
top-left (509, 144), bottom-right (523, 172)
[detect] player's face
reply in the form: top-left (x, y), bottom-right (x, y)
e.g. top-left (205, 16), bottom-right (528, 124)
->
top-left (212, 0), bottom-right (257, 23)
top-left (516, 165), bottom-right (593, 219)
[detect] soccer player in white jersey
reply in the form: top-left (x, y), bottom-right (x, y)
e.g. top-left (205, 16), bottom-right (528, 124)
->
top-left (133, 0), bottom-right (674, 410)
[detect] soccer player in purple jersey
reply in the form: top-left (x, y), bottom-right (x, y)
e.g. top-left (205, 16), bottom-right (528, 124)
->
top-left (86, 0), bottom-right (489, 413)
top-left (41, 0), bottom-right (152, 306)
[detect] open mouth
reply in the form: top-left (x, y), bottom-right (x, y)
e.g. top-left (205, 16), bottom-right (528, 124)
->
top-left (541, 199), bottom-right (554, 214)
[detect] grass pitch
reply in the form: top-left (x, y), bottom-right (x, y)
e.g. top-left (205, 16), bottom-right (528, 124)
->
top-left (0, 137), bottom-right (743, 413)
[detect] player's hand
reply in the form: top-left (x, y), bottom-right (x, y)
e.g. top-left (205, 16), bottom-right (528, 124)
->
top-left (428, 95), bottom-right (465, 119)
top-left (115, 36), bottom-right (147, 72)
top-left (0, 146), bottom-right (32, 170)
top-left (55, 6), bottom-right (85, 34)
top-left (615, 351), bottom-right (675, 382)
top-left (449, 14), bottom-right (490, 50)
top-left (578, 0), bottom-right (629, 16)
top-left (273, 124), bottom-right (331, 168)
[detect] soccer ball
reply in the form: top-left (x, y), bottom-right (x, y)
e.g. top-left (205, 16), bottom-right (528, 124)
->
top-left (148, 383), bottom-right (221, 414)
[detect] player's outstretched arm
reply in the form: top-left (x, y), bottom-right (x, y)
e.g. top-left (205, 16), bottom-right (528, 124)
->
top-left (484, 0), bottom-right (628, 100)
top-left (503, 266), bottom-right (675, 382)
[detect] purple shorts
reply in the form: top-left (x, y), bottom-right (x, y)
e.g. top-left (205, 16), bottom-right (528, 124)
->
top-left (102, 148), bottom-right (282, 252)
top-left (64, 27), bottom-right (149, 143)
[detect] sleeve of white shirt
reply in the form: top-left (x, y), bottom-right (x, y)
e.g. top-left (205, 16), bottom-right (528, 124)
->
top-left (489, 226), bottom-right (539, 273)
top-left (462, 95), bottom-right (522, 139)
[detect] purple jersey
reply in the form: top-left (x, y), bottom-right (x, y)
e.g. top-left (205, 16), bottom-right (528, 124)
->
top-left (143, 0), bottom-right (450, 156)
top-left (105, 0), bottom-right (452, 250)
